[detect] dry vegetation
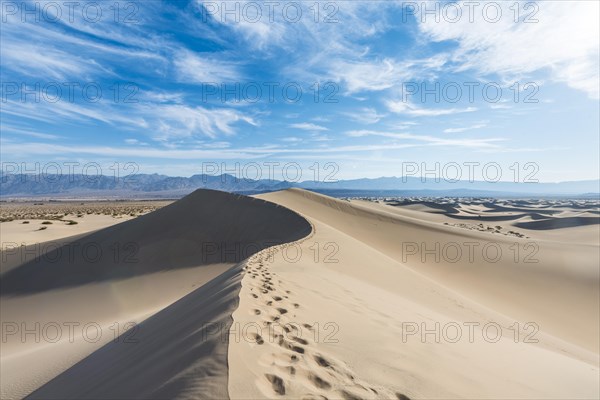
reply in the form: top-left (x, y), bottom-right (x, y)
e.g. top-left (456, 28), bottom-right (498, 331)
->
top-left (0, 201), bottom-right (172, 223)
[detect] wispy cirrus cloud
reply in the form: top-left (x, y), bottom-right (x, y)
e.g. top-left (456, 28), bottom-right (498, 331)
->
top-left (386, 100), bottom-right (477, 117)
top-left (417, 0), bottom-right (600, 98)
top-left (443, 122), bottom-right (488, 134)
top-left (1, 94), bottom-right (257, 141)
top-left (146, 103), bottom-right (257, 140)
top-left (0, 1), bottom-right (596, 181)
top-left (329, 55), bottom-right (448, 94)
top-left (290, 123), bottom-right (328, 131)
top-left (0, 41), bottom-right (101, 80)
top-left (343, 107), bottom-right (386, 124)
top-left (346, 129), bottom-right (504, 149)
top-left (0, 125), bottom-right (62, 140)
top-left (174, 50), bottom-right (242, 83)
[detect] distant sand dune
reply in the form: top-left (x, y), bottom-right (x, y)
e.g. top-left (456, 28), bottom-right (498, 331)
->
top-left (514, 216), bottom-right (600, 230)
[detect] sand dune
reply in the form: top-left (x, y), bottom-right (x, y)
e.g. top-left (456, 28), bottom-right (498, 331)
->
top-left (28, 264), bottom-right (243, 399)
top-left (2, 190), bottom-right (310, 295)
top-left (226, 189), bottom-right (598, 399)
top-left (268, 190), bottom-right (599, 352)
top-left (0, 189), bottom-right (310, 399)
top-left (0, 201), bottom-right (171, 250)
top-left (1, 188), bottom-right (598, 399)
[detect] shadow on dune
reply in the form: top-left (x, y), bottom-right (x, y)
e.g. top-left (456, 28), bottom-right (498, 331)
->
top-left (388, 201), bottom-right (460, 214)
top-left (444, 213), bottom-right (530, 222)
top-left (514, 216), bottom-right (600, 230)
top-left (1, 189), bottom-right (311, 297)
top-left (27, 262), bottom-right (243, 400)
top-left (479, 202), bottom-right (561, 215)
top-left (444, 211), bottom-right (558, 222)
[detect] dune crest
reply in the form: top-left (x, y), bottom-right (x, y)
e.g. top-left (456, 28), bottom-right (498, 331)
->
top-left (226, 188), bottom-right (599, 399)
top-left (1, 189), bottom-right (311, 399)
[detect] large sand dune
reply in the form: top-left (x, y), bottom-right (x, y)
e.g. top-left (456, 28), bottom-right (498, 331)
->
top-left (1, 189), bottom-right (310, 399)
top-left (1, 188), bottom-right (598, 399)
top-left (227, 189), bottom-right (599, 399)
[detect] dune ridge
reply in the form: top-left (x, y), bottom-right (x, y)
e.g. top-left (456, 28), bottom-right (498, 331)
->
top-left (1, 189), bottom-right (312, 399)
top-left (225, 188), bottom-right (599, 399)
top-left (1, 189), bottom-right (311, 296)
top-left (2, 188), bottom-right (598, 399)
top-left (262, 189), bottom-right (599, 352)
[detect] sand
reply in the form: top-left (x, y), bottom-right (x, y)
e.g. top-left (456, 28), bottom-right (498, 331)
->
top-left (1, 190), bottom-right (309, 399)
top-left (1, 188), bottom-right (598, 399)
top-left (0, 201), bottom-right (170, 250)
top-left (228, 189), bottom-right (599, 399)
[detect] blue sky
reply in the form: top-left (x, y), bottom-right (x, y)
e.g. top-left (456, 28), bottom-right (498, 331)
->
top-left (1, 0), bottom-right (599, 182)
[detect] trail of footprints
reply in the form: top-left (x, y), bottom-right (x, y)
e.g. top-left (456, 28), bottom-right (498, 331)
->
top-left (241, 223), bottom-right (411, 400)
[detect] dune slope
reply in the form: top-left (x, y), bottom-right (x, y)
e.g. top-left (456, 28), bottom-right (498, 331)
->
top-left (226, 188), bottom-right (599, 399)
top-left (1, 189), bottom-right (311, 399)
top-left (260, 189), bottom-right (599, 352)
top-left (1, 189), bottom-right (311, 295)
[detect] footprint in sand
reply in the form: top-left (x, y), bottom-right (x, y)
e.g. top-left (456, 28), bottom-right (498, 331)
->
top-left (265, 374), bottom-right (285, 395)
top-left (251, 333), bottom-right (265, 345)
top-left (276, 337), bottom-right (305, 354)
top-left (292, 337), bottom-right (309, 345)
top-left (308, 373), bottom-right (332, 390)
top-left (314, 355), bottom-right (331, 368)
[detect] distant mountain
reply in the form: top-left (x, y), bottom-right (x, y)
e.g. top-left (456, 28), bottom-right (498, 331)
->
top-left (1, 173), bottom-right (598, 198)
top-left (0, 173), bottom-right (295, 198)
top-left (297, 177), bottom-right (600, 195)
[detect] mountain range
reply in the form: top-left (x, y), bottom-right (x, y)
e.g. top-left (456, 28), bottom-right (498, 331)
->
top-left (1, 173), bottom-right (598, 198)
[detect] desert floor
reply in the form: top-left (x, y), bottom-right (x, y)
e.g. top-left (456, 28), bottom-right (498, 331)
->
top-left (1, 190), bottom-right (598, 399)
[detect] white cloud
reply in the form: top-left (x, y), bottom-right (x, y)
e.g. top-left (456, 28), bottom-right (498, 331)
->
top-left (143, 104), bottom-right (257, 140)
top-left (0, 9), bottom-right (166, 81)
top-left (343, 107), bottom-right (386, 124)
top-left (386, 100), bottom-right (477, 116)
top-left (290, 123), bottom-right (328, 131)
top-left (124, 138), bottom-right (149, 146)
top-left (346, 129), bottom-right (504, 149)
top-left (281, 137), bottom-right (302, 143)
top-left (0, 125), bottom-right (61, 140)
top-left (0, 41), bottom-right (99, 80)
top-left (443, 123), bottom-right (487, 134)
top-left (0, 97), bottom-right (256, 141)
top-left (197, 0), bottom-right (289, 50)
top-left (330, 55), bottom-right (447, 94)
top-left (143, 91), bottom-right (185, 104)
top-left (174, 50), bottom-right (241, 83)
top-left (417, 1), bottom-right (600, 98)
top-left (196, 0), bottom-right (396, 53)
